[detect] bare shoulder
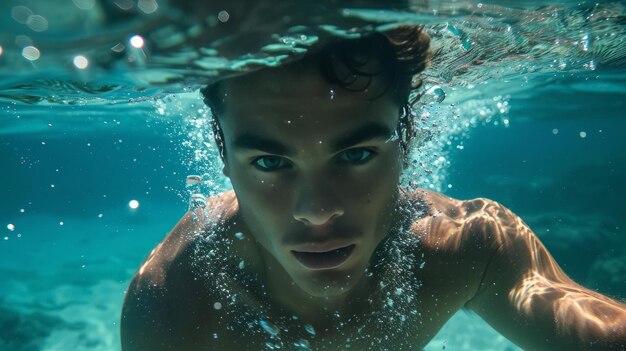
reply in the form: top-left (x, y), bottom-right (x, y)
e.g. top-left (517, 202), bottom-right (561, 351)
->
top-left (120, 191), bottom-right (240, 350)
top-left (127, 190), bottom-right (239, 287)
top-left (401, 189), bottom-right (525, 300)
top-left (406, 188), bottom-right (514, 253)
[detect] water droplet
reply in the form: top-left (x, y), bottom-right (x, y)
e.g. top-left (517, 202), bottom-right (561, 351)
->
top-left (7, 224), bottom-right (15, 231)
top-left (234, 232), bottom-right (245, 240)
top-left (239, 260), bottom-right (245, 269)
top-left (329, 89), bottom-right (336, 100)
top-left (424, 86), bottom-right (446, 104)
top-left (189, 193), bottom-right (206, 211)
top-left (128, 200), bottom-right (139, 209)
top-left (218, 10), bottom-right (230, 23)
top-left (419, 261), bottom-right (425, 269)
top-left (186, 175), bottom-right (202, 187)
top-left (138, 0), bottom-right (158, 14)
top-left (72, 0), bottom-right (96, 11)
top-left (26, 15), bottom-right (48, 32)
top-left (265, 342), bottom-right (277, 349)
top-left (259, 319), bottom-right (280, 337)
top-left (11, 5), bottom-right (33, 24)
top-left (387, 297), bottom-right (394, 307)
top-left (73, 55), bottom-right (89, 69)
top-left (213, 302), bottom-right (222, 310)
top-left (294, 339), bottom-right (312, 350)
top-left (579, 131), bottom-right (587, 138)
top-left (22, 46), bottom-right (40, 61)
top-left (304, 324), bottom-right (316, 336)
top-left (130, 35), bottom-right (144, 48)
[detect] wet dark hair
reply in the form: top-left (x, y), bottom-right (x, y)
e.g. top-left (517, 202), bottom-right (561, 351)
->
top-left (201, 25), bottom-right (430, 166)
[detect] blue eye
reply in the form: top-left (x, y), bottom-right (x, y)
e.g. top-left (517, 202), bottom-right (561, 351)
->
top-left (339, 148), bottom-right (374, 163)
top-left (253, 156), bottom-right (288, 171)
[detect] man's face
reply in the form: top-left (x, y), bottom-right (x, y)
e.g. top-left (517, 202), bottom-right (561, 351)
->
top-left (218, 58), bottom-right (403, 298)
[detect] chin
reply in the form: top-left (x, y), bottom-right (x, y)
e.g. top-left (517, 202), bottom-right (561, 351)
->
top-left (290, 266), bottom-right (366, 298)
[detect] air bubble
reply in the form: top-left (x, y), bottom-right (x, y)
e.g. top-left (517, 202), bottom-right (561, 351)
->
top-left (218, 10), bottom-right (230, 22)
top-left (26, 15), bottom-right (48, 32)
top-left (11, 6), bottom-right (33, 24)
top-left (130, 35), bottom-right (144, 48)
top-left (424, 86), bottom-right (446, 104)
top-left (189, 193), bottom-right (206, 210)
top-left (234, 232), bottom-right (245, 240)
top-left (73, 55), bottom-right (89, 69)
top-left (259, 319), bottom-right (280, 337)
top-left (138, 0), bottom-right (158, 14)
top-left (294, 339), bottom-right (312, 350)
top-left (186, 175), bottom-right (202, 187)
top-left (304, 324), bottom-right (316, 336)
top-left (72, 0), bottom-right (96, 10)
top-left (22, 46), bottom-right (40, 61)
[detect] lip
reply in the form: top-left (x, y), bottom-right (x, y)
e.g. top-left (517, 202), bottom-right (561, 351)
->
top-left (292, 244), bottom-right (356, 270)
top-left (290, 240), bottom-right (356, 253)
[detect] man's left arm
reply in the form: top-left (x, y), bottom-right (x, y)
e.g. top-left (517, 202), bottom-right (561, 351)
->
top-left (464, 200), bottom-right (626, 351)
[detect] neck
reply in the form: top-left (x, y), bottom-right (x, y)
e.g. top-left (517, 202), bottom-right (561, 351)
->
top-left (260, 251), bottom-right (374, 326)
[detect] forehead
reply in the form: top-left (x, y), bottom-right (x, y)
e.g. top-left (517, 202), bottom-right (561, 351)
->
top-left (218, 58), bottom-right (400, 139)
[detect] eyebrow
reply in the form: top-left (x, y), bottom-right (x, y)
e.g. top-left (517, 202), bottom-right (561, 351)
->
top-left (331, 122), bottom-right (393, 151)
top-left (231, 122), bottom-right (393, 155)
top-left (232, 135), bottom-right (293, 156)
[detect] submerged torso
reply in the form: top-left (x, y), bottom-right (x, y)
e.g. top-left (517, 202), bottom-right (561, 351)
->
top-left (125, 189), bottom-right (495, 350)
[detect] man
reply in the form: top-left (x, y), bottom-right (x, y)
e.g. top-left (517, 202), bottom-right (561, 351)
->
top-left (120, 26), bottom-right (626, 350)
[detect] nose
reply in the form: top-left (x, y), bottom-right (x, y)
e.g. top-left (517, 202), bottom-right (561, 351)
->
top-left (293, 176), bottom-right (344, 226)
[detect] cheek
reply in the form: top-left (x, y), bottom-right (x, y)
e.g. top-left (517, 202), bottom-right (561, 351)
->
top-left (347, 149), bottom-right (401, 196)
top-left (228, 168), bottom-right (293, 222)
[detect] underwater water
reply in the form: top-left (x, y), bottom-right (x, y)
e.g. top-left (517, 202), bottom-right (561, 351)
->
top-left (1, 0), bottom-right (625, 350)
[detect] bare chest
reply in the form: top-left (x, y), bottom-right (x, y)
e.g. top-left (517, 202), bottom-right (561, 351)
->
top-left (172, 264), bottom-right (471, 351)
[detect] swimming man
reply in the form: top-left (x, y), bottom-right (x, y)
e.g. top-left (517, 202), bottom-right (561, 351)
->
top-left (121, 26), bottom-right (626, 351)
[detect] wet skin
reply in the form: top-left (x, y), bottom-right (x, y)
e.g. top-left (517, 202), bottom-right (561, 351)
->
top-left (121, 58), bottom-right (626, 350)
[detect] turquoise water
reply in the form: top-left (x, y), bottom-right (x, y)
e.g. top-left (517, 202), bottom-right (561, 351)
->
top-left (1, 1), bottom-right (625, 350)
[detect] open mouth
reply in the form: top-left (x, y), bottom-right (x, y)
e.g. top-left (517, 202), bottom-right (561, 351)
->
top-left (291, 244), bottom-right (356, 270)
